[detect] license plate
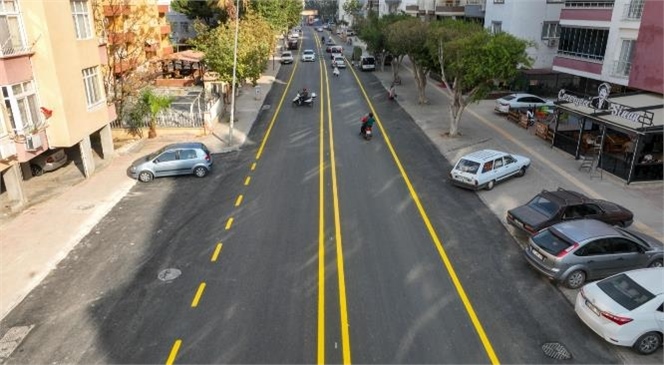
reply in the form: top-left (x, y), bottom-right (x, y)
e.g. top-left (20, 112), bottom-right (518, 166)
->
top-left (586, 300), bottom-right (601, 316)
top-left (531, 248), bottom-right (544, 261)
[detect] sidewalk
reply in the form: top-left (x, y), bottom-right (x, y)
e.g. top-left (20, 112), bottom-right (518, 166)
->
top-left (0, 64), bottom-right (281, 320)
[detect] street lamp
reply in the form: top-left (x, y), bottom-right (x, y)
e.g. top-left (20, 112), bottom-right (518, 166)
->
top-left (228, 0), bottom-right (240, 146)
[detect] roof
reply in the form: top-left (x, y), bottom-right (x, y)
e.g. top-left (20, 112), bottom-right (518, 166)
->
top-left (551, 219), bottom-right (618, 243)
top-left (542, 188), bottom-right (588, 205)
top-left (165, 50), bottom-right (204, 63)
top-left (461, 149), bottom-right (505, 162)
top-left (557, 91), bottom-right (663, 133)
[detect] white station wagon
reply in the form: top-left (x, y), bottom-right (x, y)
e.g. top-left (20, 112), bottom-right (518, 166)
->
top-left (450, 149), bottom-right (530, 190)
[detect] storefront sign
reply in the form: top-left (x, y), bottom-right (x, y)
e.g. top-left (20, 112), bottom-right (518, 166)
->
top-left (558, 85), bottom-right (654, 127)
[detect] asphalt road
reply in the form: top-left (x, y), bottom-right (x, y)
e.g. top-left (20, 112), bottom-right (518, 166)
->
top-left (1, 29), bottom-right (624, 364)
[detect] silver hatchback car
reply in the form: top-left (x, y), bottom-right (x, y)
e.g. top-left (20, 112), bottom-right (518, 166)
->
top-left (524, 219), bottom-right (663, 289)
top-left (128, 142), bottom-right (212, 182)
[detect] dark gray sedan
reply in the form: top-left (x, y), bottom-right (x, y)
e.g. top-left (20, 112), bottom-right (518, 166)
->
top-left (507, 188), bottom-right (634, 235)
top-left (524, 219), bottom-right (663, 289)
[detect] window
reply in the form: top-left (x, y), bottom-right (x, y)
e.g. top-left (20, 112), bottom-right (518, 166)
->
top-left (609, 238), bottom-right (641, 253)
top-left (624, 0), bottom-right (644, 19)
top-left (156, 151), bottom-right (177, 162)
top-left (558, 26), bottom-right (609, 61)
top-left (2, 80), bottom-right (40, 134)
top-left (614, 39), bottom-right (635, 77)
top-left (541, 22), bottom-right (560, 40)
top-left (71, 0), bottom-right (92, 39)
top-left (494, 158), bottom-right (504, 169)
top-left (598, 273), bottom-right (655, 310)
top-left (180, 149), bottom-right (197, 160)
top-left (575, 240), bottom-right (610, 256)
top-left (0, 0), bottom-right (27, 56)
top-left (505, 155), bottom-right (516, 164)
top-left (491, 21), bottom-right (502, 34)
top-left (0, 110), bottom-right (7, 136)
top-left (482, 161), bottom-right (494, 173)
top-left (82, 66), bottom-right (102, 107)
top-left (494, 0), bottom-right (505, 3)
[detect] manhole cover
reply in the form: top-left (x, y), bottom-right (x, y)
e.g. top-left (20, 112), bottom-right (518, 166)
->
top-left (542, 342), bottom-right (572, 360)
top-left (158, 268), bottom-right (181, 282)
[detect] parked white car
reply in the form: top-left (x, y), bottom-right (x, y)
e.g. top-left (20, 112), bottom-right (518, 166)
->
top-left (280, 51), bottom-right (293, 64)
top-left (575, 267), bottom-right (664, 355)
top-left (494, 93), bottom-right (555, 114)
top-left (449, 149), bottom-right (530, 190)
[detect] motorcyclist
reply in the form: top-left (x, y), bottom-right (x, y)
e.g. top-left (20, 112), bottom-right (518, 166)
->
top-left (299, 88), bottom-right (309, 103)
top-left (321, 36), bottom-right (325, 43)
top-left (360, 112), bottom-right (375, 136)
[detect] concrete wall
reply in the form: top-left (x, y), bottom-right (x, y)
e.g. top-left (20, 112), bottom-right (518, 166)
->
top-left (629, 0), bottom-right (663, 93)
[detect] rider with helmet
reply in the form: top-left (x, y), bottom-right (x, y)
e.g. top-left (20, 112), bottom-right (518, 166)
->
top-left (299, 87), bottom-right (309, 103)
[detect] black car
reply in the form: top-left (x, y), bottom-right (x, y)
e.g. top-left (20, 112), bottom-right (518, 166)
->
top-left (507, 188), bottom-right (634, 235)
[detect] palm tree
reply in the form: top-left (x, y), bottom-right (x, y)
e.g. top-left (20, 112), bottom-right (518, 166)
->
top-left (139, 89), bottom-right (172, 139)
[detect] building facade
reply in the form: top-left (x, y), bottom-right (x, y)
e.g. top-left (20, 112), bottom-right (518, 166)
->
top-left (0, 0), bottom-right (116, 210)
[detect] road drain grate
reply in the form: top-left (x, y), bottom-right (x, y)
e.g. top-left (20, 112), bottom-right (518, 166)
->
top-left (542, 342), bottom-right (572, 360)
top-left (0, 325), bottom-right (35, 361)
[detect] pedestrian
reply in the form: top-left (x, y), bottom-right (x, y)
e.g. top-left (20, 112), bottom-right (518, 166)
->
top-left (333, 66), bottom-right (340, 77)
top-left (388, 83), bottom-right (397, 100)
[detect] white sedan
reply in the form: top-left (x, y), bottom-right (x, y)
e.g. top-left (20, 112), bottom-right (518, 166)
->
top-left (331, 56), bottom-right (346, 68)
top-left (302, 49), bottom-right (316, 62)
top-left (575, 267), bottom-right (664, 355)
top-left (494, 93), bottom-right (555, 113)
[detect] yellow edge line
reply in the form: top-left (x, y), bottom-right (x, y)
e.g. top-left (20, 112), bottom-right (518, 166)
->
top-left (165, 339), bottom-right (182, 365)
top-left (316, 35), bottom-right (326, 365)
top-left (255, 44), bottom-right (300, 161)
top-left (348, 65), bottom-right (499, 365)
top-left (326, 44), bottom-right (352, 365)
top-left (211, 243), bottom-right (223, 262)
top-left (191, 282), bottom-right (206, 308)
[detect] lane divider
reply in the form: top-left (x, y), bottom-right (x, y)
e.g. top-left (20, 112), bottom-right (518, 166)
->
top-left (235, 195), bottom-right (244, 207)
top-left (211, 243), bottom-right (223, 262)
top-left (225, 217), bottom-right (234, 230)
top-left (191, 282), bottom-right (207, 308)
top-left (347, 61), bottom-right (500, 365)
top-left (324, 38), bottom-right (353, 365)
top-left (315, 34), bottom-right (326, 365)
top-left (165, 339), bottom-right (182, 365)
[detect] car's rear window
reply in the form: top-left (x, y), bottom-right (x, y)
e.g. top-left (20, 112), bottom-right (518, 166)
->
top-left (362, 57), bottom-right (375, 65)
top-left (455, 159), bottom-right (480, 174)
top-left (532, 228), bottom-right (572, 255)
top-left (598, 273), bottom-right (655, 310)
top-left (527, 195), bottom-right (559, 217)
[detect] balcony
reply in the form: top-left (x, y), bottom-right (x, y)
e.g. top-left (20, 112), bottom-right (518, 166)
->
top-left (108, 31), bottom-right (136, 45)
top-left (0, 34), bottom-right (33, 59)
top-left (405, 4), bottom-right (419, 14)
top-left (160, 24), bottom-right (171, 35)
top-left (103, 5), bottom-right (131, 16)
top-left (621, 2), bottom-right (643, 20)
top-left (384, 0), bottom-right (401, 3)
top-left (610, 60), bottom-right (631, 78)
top-left (435, 2), bottom-right (464, 16)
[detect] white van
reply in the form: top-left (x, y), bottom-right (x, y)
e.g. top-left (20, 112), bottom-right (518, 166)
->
top-left (449, 149), bottom-right (530, 190)
top-left (360, 55), bottom-right (375, 71)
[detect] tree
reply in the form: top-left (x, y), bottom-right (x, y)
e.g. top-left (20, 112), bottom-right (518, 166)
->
top-left (386, 18), bottom-right (434, 104)
top-left (356, 13), bottom-right (409, 72)
top-left (342, 0), bottom-right (362, 25)
top-left (251, 0), bottom-right (302, 34)
top-left (428, 20), bottom-right (531, 136)
top-left (135, 89), bottom-right (173, 139)
top-left (305, 0), bottom-right (337, 22)
top-left (170, 0), bottom-right (227, 27)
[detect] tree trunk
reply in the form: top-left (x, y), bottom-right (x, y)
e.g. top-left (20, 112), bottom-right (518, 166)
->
top-left (411, 61), bottom-right (428, 104)
top-left (448, 89), bottom-right (466, 137)
top-left (148, 119), bottom-right (157, 139)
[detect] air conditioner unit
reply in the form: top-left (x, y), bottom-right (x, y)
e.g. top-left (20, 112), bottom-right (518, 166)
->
top-left (25, 134), bottom-right (42, 151)
top-left (0, 140), bottom-right (17, 160)
top-left (547, 38), bottom-right (559, 48)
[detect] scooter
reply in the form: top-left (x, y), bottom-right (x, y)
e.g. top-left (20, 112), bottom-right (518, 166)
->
top-left (361, 125), bottom-right (373, 141)
top-left (292, 92), bottom-right (317, 107)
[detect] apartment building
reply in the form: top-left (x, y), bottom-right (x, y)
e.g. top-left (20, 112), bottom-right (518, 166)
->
top-left (0, 0), bottom-right (116, 210)
top-left (484, 0), bottom-right (564, 70)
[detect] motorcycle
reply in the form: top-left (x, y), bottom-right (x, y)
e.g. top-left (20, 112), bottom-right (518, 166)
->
top-left (361, 125), bottom-right (373, 141)
top-left (292, 92), bottom-right (317, 107)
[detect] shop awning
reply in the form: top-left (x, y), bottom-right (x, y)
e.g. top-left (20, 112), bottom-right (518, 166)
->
top-left (557, 91), bottom-right (663, 133)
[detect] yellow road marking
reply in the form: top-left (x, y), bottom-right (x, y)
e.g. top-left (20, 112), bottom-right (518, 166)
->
top-left (191, 282), bottom-right (206, 308)
top-left (348, 65), bottom-right (500, 365)
top-left (235, 195), bottom-right (244, 207)
top-left (251, 162), bottom-right (257, 171)
top-left (211, 243), bottom-right (223, 262)
top-left (316, 34), bottom-right (326, 365)
top-left (244, 176), bottom-right (251, 186)
top-left (326, 46), bottom-right (352, 365)
top-left (165, 339), bottom-right (182, 365)
top-left (225, 217), bottom-right (234, 230)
